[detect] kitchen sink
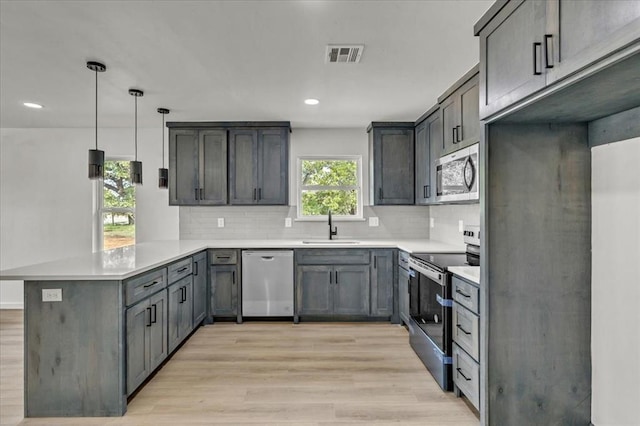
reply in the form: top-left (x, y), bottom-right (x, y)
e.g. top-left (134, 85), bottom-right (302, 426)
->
top-left (301, 240), bottom-right (360, 245)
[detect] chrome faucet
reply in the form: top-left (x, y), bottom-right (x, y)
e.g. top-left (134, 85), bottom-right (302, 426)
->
top-left (328, 210), bottom-right (338, 240)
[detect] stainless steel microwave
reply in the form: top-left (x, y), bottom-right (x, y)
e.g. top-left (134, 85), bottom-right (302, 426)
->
top-left (435, 143), bottom-right (479, 203)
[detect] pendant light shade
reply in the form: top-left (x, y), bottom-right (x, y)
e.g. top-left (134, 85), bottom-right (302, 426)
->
top-left (87, 61), bottom-right (106, 179)
top-left (157, 108), bottom-right (170, 189)
top-left (129, 89), bottom-right (144, 185)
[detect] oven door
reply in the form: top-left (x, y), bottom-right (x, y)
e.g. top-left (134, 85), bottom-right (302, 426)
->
top-left (409, 265), bottom-right (451, 355)
top-left (436, 143), bottom-right (478, 203)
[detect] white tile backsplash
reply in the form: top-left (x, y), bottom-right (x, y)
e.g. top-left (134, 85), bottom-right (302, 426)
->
top-left (428, 204), bottom-right (480, 246)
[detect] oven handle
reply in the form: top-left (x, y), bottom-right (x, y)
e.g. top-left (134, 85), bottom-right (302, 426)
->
top-left (408, 260), bottom-right (443, 284)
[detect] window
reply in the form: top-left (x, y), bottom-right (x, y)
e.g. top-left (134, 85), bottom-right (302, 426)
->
top-left (297, 156), bottom-right (362, 219)
top-left (102, 160), bottom-right (135, 249)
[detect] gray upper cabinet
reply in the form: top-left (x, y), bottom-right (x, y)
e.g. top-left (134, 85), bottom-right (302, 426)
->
top-left (368, 123), bottom-right (415, 205)
top-left (169, 128), bottom-right (227, 205)
top-left (229, 127), bottom-right (288, 205)
top-left (438, 67), bottom-right (480, 155)
top-left (475, 0), bottom-right (640, 120)
top-left (192, 252), bottom-right (207, 327)
top-left (415, 107), bottom-right (440, 205)
top-left (370, 249), bottom-right (395, 320)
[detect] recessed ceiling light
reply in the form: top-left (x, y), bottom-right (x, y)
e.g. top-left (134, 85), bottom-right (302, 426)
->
top-left (23, 102), bottom-right (43, 109)
top-left (304, 98), bottom-right (319, 105)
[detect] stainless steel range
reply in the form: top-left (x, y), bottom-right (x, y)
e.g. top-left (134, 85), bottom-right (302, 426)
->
top-left (407, 226), bottom-right (479, 391)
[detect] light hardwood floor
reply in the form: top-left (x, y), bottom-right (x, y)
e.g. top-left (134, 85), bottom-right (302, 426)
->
top-left (0, 310), bottom-right (479, 425)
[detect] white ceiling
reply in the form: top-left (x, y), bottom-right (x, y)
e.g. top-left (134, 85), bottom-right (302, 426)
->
top-left (0, 0), bottom-right (493, 129)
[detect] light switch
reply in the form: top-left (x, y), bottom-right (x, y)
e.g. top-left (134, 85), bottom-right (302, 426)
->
top-left (459, 220), bottom-right (464, 232)
top-left (285, 218), bottom-right (292, 228)
top-left (217, 218), bottom-right (225, 228)
top-left (42, 288), bottom-right (62, 302)
top-left (369, 217), bottom-right (379, 227)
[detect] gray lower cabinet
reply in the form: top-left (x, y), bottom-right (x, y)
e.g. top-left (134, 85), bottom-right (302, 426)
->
top-left (370, 249), bottom-right (395, 321)
top-left (192, 251), bottom-right (207, 326)
top-left (368, 122), bottom-right (415, 205)
top-left (229, 127), bottom-right (288, 205)
top-left (168, 276), bottom-right (193, 354)
top-left (297, 264), bottom-right (369, 316)
top-left (126, 289), bottom-right (167, 396)
top-left (168, 128), bottom-right (227, 205)
top-left (415, 108), bottom-right (440, 205)
top-left (209, 249), bottom-right (241, 322)
top-left (398, 254), bottom-right (410, 326)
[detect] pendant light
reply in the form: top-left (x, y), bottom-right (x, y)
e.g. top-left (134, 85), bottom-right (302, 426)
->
top-left (129, 89), bottom-right (144, 185)
top-left (87, 61), bottom-right (106, 179)
top-left (157, 108), bottom-right (170, 189)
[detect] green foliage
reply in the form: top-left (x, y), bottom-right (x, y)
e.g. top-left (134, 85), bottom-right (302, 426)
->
top-left (104, 224), bottom-right (135, 238)
top-left (104, 161), bottom-right (135, 208)
top-left (301, 160), bottom-right (358, 216)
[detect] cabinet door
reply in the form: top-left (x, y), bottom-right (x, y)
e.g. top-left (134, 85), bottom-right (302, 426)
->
top-left (229, 129), bottom-right (258, 204)
top-left (167, 281), bottom-right (183, 353)
top-left (457, 75), bottom-right (480, 150)
top-left (126, 300), bottom-right (150, 395)
top-left (333, 265), bottom-right (370, 315)
top-left (257, 128), bottom-right (288, 205)
top-left (296, 265), bottom-right (333, 315)
top-left (169, 129), bottom-right (199, 205)
top-left (199, 130), bottom-right (227, 205)
top-left (480, 0), bottom-right (547, 119)
top-left (414, 120), bottom-right (430, 205)
top-left (370, 250), bottom-right (394, 318)
top-left (398, 267), bottom-right (410, 325)
top-left (427, 112), bottom-right (442, 204)
top-left (148, 290), bottom-right (168, 372)
top-left (440, 95), bottom-right (458, 155)
top-left (548, 0), bottom-right (640, 83)
top-left (210, 265), bottom-right (238, 317)
top-left (192, 253), bottom-right (207, 326)
top-left (178, 278), bottom-right (193, 341)
top-left (372, 129), bottom-right (415, 205)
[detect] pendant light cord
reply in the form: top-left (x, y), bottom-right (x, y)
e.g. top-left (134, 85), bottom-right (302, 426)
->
top-left (162, 113), bottom-right (165, 168)
top-left (95, 69), bottom-right (98, 150)
top-left (134, 96), bottom-right (138, 161)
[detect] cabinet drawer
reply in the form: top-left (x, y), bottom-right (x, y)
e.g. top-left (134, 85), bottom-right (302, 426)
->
top-left (125, 268), bottom-right (167, 307)
top-left (210, 249), bottom-right (238, 265)
top-left (452, 275), bottom-right (479, 314)
top-left (453, 343), bottom-right (479, 410)
top-left (453, 303), bottom-right (479, 361)
top-left (296, 249), bottom-right (370, 265)
top-left (167, 258), bottom-right (192, 284)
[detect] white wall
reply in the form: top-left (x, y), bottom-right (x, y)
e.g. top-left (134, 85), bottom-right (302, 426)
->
top-left (591, 137), bottom-right (640, 426)
top-left (0, 128), bottom-right (179, 308)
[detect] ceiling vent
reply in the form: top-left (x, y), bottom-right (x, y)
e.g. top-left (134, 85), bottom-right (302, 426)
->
top-left (325, 44), bottom-right (364, 64)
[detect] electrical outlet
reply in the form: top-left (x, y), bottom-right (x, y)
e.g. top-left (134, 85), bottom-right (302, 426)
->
top-left (217, 218), bottom-right (225, 228)
top-left (42, 288), bottom-right (62, 302)
top-left (430, 218), bottom-right (435, 228)
top-left (285, 217), bottom-right (292, 228)
top-left (369, 217), bottom-right (379, 227)
top-left (459, 220), bottom-right (464, 232)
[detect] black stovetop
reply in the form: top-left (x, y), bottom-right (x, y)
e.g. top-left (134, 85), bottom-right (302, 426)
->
top-left (411, 252), bottom-right (470, 271)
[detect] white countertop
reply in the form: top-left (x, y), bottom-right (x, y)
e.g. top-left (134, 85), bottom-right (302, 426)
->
top-left (0, 239), bottom-right (465, 281)
top-left (448, 266), bottom-right (480, 285)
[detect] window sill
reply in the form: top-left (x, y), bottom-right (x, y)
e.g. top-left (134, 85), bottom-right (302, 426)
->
top-left (294, 217), bottom-right (366, 222)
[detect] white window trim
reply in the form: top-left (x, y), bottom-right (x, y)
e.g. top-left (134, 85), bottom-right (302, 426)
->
top-left (296, 155), bottom-right (364, 221)
top-left (94, 157), bottom-right (136, 251)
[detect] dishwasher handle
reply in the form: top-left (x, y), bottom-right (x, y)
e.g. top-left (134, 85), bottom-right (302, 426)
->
top-left (261, 256), bottom-right (274, 261)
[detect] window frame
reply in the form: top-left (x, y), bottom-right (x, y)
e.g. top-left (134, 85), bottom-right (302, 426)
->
top-left (296, 155), bottom-right (364, 221)
top-left (96, 158), bottom-right (136, 251)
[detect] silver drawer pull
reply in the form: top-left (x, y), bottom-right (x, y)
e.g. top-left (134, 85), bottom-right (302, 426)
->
top-left (456, 367), bottom-right (472, 381)
top-left (456, 324), bottom-right (471, 335)
top-left (143, 280), bottom-right (159, 288)
top-left (455, 289), bottom-right (471, 298)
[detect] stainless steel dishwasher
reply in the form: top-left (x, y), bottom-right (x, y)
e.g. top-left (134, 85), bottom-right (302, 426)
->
top-left (241, 250), bottom-right (294, 317)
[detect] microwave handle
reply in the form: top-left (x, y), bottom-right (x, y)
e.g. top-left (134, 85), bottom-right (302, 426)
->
top-left (463, 156), bottom-right (475, 191)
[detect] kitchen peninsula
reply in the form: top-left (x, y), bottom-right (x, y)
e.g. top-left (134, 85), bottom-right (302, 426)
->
top-left (0, 238), bottom-right (464, 417)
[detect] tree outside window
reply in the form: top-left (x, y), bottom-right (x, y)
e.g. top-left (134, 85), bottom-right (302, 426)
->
top-left (298, 157), bottom-right (361, 218)
top-left (102, 161), bottom-right (135, 249)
